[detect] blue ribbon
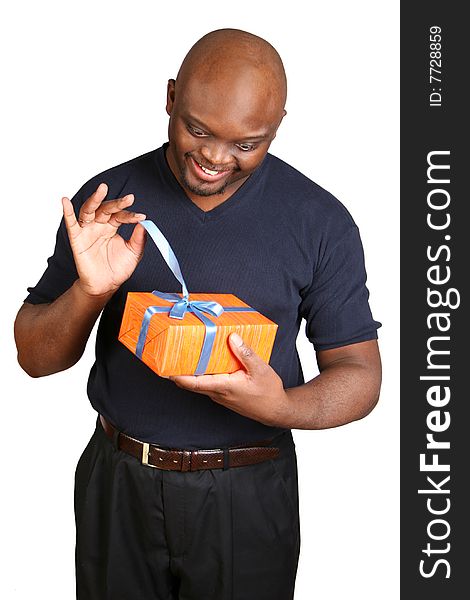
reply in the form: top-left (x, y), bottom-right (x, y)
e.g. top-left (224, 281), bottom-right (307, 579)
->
top-left (134, 220), bottom-right (255, 375)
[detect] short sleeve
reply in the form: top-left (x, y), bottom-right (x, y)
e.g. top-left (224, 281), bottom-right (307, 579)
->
top-left (24, 217), bottom-right (77, 304)
top-left (299, 225), bottom-right (381, 351)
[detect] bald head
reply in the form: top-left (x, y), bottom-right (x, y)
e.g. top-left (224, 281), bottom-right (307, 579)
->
top-left (175, 28), bottom-right (287, 119)
top-left (165, 29), bottom-right (287, 207)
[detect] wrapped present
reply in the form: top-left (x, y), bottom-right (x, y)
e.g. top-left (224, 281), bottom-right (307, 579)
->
top-left (118, 220), bottom-right (278, 377)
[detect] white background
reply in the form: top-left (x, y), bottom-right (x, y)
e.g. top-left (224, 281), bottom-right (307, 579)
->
top-left (1, 1), bottom-right (399, 598)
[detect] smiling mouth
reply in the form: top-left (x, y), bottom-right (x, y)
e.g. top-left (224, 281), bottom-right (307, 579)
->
top-left (198, 162), bottom-right (221, 176)
top-left (191, 157), bottom-right (231, 178)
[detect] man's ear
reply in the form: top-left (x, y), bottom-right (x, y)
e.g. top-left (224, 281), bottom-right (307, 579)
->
top-left (166, 79), bottom-right (176, 116)
top-left (272, 109), bottom-right (287, 140)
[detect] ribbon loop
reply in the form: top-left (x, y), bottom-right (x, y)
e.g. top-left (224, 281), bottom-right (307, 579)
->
top-left (140, 220), bottom-right (189, 298)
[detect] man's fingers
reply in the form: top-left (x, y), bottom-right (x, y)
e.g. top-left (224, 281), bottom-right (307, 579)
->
top-left (78, 182), bottom-right (108, 225)
top-left (171, 334), bottom-right (267, 393)
top-left (93, 194), bottom-right (135, 224)
top-left (62, 196), bottom-right (81, 240)
top-left (107, 208), bottom-right (146, 229)
top-left (171, 373), bottom-right (231, 394)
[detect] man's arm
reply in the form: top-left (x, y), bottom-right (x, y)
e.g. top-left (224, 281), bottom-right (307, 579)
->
top-left (170, 335), bottom-right (382, 430)
top-left (283, 339), bottom-right (381, 429)
top-left (14, 183), bottom-right (147, 378)
top-left (14, 284), bottom-right (112, 377)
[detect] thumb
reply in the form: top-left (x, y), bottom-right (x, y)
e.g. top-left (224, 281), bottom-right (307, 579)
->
top-left (228, 332), bottom-right (264, 374)
top-left (127, 222), bottom-right (147, 258)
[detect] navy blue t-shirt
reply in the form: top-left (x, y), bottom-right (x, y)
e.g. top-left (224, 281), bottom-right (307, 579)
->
top-left (26, 144), bottom-right (381, 448)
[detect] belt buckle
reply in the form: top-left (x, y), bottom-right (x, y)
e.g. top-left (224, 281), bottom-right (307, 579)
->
top-left (141, 442), bottom-right (158, 468)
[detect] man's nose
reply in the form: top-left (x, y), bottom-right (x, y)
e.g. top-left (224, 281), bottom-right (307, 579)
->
top-left (199, 142), bottom-right (231, 167)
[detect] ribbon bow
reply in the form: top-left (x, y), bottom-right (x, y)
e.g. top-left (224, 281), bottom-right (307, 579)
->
top-left (154, 291), bottom-right (225, 321)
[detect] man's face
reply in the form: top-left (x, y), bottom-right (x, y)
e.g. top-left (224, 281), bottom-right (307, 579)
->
top-left (165, 75), bottom-right (285, 202)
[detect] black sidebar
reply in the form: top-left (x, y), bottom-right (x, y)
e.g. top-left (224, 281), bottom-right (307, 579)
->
top-left (401, 4), bottom-right (468, 599)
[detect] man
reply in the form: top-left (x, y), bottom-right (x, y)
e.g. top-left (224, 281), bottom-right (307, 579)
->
top-left (14, 28), bottom-right (381, 600)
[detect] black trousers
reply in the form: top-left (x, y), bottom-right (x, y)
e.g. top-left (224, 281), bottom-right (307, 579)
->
top-left (74, 418), bottom-right (300, 600)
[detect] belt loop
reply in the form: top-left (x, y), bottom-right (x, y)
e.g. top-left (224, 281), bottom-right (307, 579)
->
top-left (223, 447), bottom-right (230, 470)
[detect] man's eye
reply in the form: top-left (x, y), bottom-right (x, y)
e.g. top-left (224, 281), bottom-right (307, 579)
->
top-left (188, 125), bottom-right (207, 137)
top-left (236, 143), bottom-right (256, 152)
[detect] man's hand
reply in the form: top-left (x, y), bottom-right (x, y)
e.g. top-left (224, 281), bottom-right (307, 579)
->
top-left (62, 183), bottom-right (147, 297)
top-left (171, 337), bottom-right (382, 431)
top-left (15, 183), bottom-right (148, 377)
top-left (170, 333), bottom-right (291, 427)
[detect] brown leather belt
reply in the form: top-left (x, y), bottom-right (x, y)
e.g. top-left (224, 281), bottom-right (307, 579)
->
top-left (99, 415), bottom-right (280, 472)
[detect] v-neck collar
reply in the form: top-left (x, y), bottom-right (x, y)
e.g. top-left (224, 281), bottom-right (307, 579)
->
top-left (152, 143), bottom-right (267, 223)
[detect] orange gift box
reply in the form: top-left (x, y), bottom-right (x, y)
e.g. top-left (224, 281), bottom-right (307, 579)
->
top-left (119, 291), bottom-right (278, 377)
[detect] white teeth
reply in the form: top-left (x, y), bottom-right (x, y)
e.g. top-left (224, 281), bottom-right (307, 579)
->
top-left (198, 163), bottom-right (219, 176)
